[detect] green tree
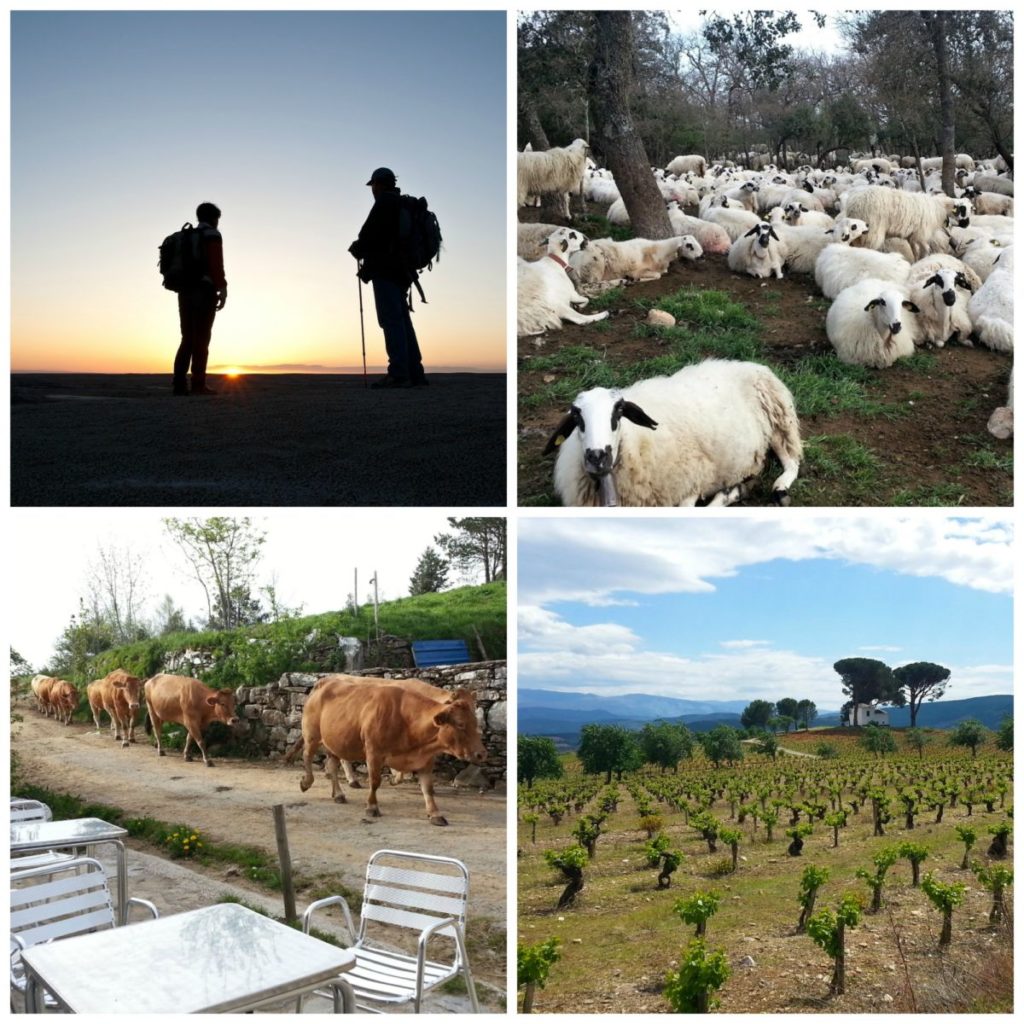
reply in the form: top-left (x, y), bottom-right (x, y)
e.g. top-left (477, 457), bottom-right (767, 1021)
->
top-left (434, 517), bottom-right (506, 583)
top-left (755, 731), bottom-right (779, 761)
top-left (833, 657), bottom-right (904, 725)
top-left (903, 727), bottom-right (930, 759)
top-left (702, 10), bottom-right (813, 91)
top-left (954, 824), bottom-right (977, 869)
top-left (544, 845), bottom-right (588, 909)
top-left (10, 648), bottom-right (32, 678)
top-left (700, 725), bottom-right (744, 767)
top-left (860, 723), bottom-right (897, 758)
top-left (921, 873), bottom-right (965, 946)
top-left (775, 698), bottom-right (800, 729)
top-left (897, 841), bottom-right (929, 887)
top-left (663, 938), bottom-right (730, 1013)
top-left (639, 721), bottom-right (692, 772)
top-left (996, 716), bottom-right (1012, 752)
top-left (806, 894), bottom-right (861, 996)
top-left (408, 547), bottom-right (449, 595)
top-left (152, 594), bottom-right (191, 636)
top-left (740, 699), bottom-right (775, 730)
top-left (163, 517), bottom-right (267, 631)
top-left (719, 826), bottom-right (742, 872)
top-left (972, 862), bottom-right (1013, 924)
top-left (518, 937), bottom-right (561, 1013)
top-left (948, 718), bottom-right (987, 758)
top-left (50, 601), bottom-right (117, 681)
top-left (577, 724), bottom-right (643, 783)
top-left (893, 661), bottom-right (951, 728)
top-left (856, 846), bottom-right (900, 913)
top-left (518, 735), bottom-right (564, 788)
top-left (796, 699), bottom-right (818, 730)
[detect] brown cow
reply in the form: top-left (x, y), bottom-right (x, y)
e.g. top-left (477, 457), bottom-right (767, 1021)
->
top-left (30, 675), bottom-right (55, 715)
top-left (43, 679), bottom-right (78, 725)
top-left (87, 669), bottom-right (144, 748)
top-left (285, 675), bottom-right (487, 825)
top-left (143, 674), bottom-right (239, 767)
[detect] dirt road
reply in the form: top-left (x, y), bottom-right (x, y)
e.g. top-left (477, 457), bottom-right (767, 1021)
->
top-left (11, 705), bottom-right (507, 927)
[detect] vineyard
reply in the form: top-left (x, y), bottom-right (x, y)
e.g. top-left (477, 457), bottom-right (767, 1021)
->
top-left (518, 735), bottom-right (1012, 1013)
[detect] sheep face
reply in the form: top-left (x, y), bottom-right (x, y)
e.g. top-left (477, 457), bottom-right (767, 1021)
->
top-left (864, 290), bottom-right (920, 346)
top-left (783, 201), bottom-right (808, 224)
top-left (830, 218), bottom-right (869, 244)
top-left (677, 235), bottom-right (704, 261)
top-left (545, 228), bottom-right (588, 259)
top-left (745, 223), bottom-right (780, 250)
top-left (542, 388), bottom-right (659, 480)
top-left (950, 199), bottom-right (973, 228)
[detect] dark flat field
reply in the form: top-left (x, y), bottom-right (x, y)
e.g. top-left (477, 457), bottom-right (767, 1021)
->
top-left (11, 373), bottom-right (506, 506)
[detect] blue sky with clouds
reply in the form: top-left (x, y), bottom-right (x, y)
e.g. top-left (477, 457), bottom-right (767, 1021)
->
top-left (519, 517), bottom-right (1013, 708)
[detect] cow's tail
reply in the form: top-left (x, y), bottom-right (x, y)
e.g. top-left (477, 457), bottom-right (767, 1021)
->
top-left (283, 734), bottom-right (304, 763)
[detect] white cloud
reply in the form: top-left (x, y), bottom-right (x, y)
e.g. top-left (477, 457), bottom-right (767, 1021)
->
top-left (720, 640), bottom-right (770, 649)
top-left (860, 645), bottom-right (903, 653)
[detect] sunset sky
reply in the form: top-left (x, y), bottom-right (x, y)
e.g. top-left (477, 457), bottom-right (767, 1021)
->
top-left (11, 11), bottom-right (506, 374)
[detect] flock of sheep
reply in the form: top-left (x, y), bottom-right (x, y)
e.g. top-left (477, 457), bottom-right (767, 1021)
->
top-left (517, 139), bottom-right (1014, 506)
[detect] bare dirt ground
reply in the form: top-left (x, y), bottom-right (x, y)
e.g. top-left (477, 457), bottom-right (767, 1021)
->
top-left (11, 706), bottom-right (507, 1004)
top-left (11, 372), bottom-right (506, 507)
top-left (518, 206), bottom-right (1012, 507)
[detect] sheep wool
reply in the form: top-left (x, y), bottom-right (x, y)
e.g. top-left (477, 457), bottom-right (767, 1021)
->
top-left (517, 139), bottom-right (590, 218)
top-left (826, 277), bottom-right (920, 368)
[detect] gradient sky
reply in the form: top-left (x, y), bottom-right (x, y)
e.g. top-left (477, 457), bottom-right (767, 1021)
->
top-left (11, 11), bottom-right (506, 373)
top-left (519, 516), bottom-right (1013, 707)
top-left (12, 509), bottom-right (500, 670)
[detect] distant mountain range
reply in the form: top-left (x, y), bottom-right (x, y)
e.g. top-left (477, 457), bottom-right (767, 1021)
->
top-left (519, 688), bottom-right (1012, 751)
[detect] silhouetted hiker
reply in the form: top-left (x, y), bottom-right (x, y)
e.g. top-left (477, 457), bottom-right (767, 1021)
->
top-left (348, 168), bottom-right (427, 389)
top-left (172, 202), bottom-right (228, 396)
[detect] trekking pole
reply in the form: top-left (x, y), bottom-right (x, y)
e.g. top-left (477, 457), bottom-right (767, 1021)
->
top-left (357, 269), bottom-right (368, 388)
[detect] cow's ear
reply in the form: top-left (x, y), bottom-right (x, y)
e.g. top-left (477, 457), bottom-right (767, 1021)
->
top-left (543, 411), bottom-right (578, 455)
top-left (433, 708), bottom-right (453, 727)
top-left (206, 696), bottom-right (218, 707)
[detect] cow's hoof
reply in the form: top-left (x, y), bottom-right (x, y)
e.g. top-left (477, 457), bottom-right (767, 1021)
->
top-left (348, 780), bottom-right (362, 789)
top-left (299, 779), bottom-right (312, 792)
top-left (205, 761), bottom-right (215, 768)
top-left (367, 807), bottom-right (381, 818)
top-left (333, 795), bottom-right (348, 805)
top-left (121, 742), bottom-right (129, 749)
top-left (429, 816), bottom-right (449, 827)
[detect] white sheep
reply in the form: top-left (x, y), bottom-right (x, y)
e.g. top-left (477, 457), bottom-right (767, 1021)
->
top-left (517, 230), bottom-right (608, 336)
top-left (906, 256), bottom-right (979, 346)
top-left (826, 278), bottom-right (921, 368)
top-left (842, 186), bottom-right (960, 259)
top-left (960, 236), bottom-right (1010, 282)
top-left (971, 173), bottom-right (1013, 197)
top-left (517, 222), bottom-right (573, 261)
top-left (666, 205), bottom-right (732, 254)
top-left (853, 157), bottom-right (894, 175)
top-left (517, 139), bottom-right (590, 218)
top-left (780, 202), bottom-right (834, 229)
top-left (775, 217), bottom-right (869, 275)
top-left (666, 154), bottom-right (707, 177)
top-left (543, 359), bottom-right (803, 507)
top-left (814, 243), bottom-right (911, 300)
top-left (701, 205), bottom-right (763, 241)
top-left (962, 190), bottom-right (1013, 216)
top-left (727, 223), bottom-right (787, 279)
top-left (724, 180), bottom-right (761, 212)
top-left (967, 246), bottom-right (1014, 352)
top-left (568, 235), bottom-right (703, 290)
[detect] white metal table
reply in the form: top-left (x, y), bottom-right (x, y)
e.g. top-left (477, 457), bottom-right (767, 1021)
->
top-left (10, 817), bottom-right (128, 923)
top-left (20, 902), bottom-right (357, 1013)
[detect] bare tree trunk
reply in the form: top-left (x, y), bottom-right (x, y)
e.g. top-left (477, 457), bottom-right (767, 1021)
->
top-left (589, 11), bottom-right (671, 239)
top-left (518, 94), bottom-right (550, 152)
top-left (924, 11), bottom-right (956, 195)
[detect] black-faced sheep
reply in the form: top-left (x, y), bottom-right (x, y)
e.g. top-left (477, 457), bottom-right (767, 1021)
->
top-left (825, 278), bottom-right (921, 368)
top-left (543, 360), bottom-right (803, 507)
top-left (906, 256), bottom-right (979, 346)
top-left (517, 223), bottom-right (573, 261)
top-left (517, 230), bottom-right (608, 336)
top-left (517, 139), bottom-right (590, 218)
top-left (728, 223), bottom-right (786, 279)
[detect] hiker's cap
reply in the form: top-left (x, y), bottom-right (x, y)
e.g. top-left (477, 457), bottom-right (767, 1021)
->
top-left (366, 167), bottom-right (397, 186)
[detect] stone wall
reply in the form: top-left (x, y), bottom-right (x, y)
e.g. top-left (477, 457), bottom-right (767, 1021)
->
top-left (233, 661), bottom-right (506, 781)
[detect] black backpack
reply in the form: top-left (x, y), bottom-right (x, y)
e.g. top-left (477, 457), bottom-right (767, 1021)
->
top-left (397, 195), bottom-right (442, 303)
top-left (158, 223), bottom-right (201, 292)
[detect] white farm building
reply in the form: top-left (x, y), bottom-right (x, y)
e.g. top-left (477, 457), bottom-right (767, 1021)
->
top-left (843, 703), bottom-right (890, 727)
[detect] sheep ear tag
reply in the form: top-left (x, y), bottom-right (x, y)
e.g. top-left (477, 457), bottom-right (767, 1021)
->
top-left (542, 412), bottom-right (578, 456)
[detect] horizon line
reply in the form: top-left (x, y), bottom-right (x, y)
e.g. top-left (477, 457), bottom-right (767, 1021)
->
top-left (11, 365), bottom-right (506, 375)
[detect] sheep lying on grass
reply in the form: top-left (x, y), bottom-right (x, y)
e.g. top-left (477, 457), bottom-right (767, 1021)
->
top-left (568, 235), bottom-right (703, 292)
top-left (517, 138), bottom-right (590, 218)
top-left (967, 247), bottom-right (1014, 352)
top-left (815, 243), bottom-right (911, 300)
top-left (666, 205), bottom-right (731, 254)
top-left (775, 217), bottom-right (869, 275)
top-left (959, 237), bottom-right (1012, 282)
top-left (517, 230), bottom-right (608, 337)
top-left (517, 223), bottom-right (573, 261)
top-left (826, 277), bottom-right (921, 368)
top-left (727, 223), bottom-right (786, 279)
top-left (906, 255), bottom-right (980, 347)
top-left (543, 359), bottom-right (802, 507)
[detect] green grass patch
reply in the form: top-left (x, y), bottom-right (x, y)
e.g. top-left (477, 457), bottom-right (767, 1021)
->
top-left (890, 482), bottom-right (969, 506)
top-left (801, 434), bottom-right (883, 501)
top-left (777, 355), bottom-right (899, 418)
top-left (585, 286), bottom-right (628, 312)
top-left (637, 287), bottom-right (759, 333)
top-left (632, 323), bottom-right (763, 364)
top-left (575, 214), bottom-right (632, 243)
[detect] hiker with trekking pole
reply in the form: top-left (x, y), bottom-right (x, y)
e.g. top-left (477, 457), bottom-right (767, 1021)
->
top-left (348, 166), bottom-right (441, 389)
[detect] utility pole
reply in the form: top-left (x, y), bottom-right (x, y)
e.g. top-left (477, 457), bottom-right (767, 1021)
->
top-left (370, 571), bottom-right (380, 640)
top-left (353, 568), bottom-right (358, 614)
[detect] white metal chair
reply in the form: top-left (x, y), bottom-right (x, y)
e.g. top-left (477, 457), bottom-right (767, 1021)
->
top-left (302, 849), bottom-right (480, 1013)
top-left (9, 799), bottom-right (75, 873)
top-left (10, 857), bottom-right (158, 1012)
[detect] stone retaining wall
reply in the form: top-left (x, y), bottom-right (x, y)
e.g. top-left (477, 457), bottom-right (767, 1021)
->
top-left (233, 661), bottom-right (506, 781)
